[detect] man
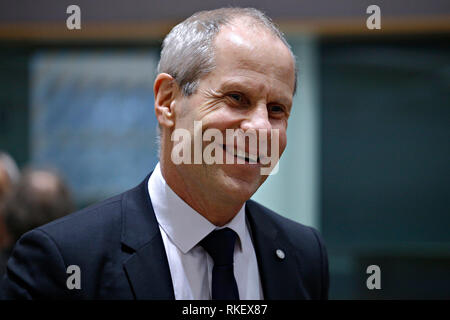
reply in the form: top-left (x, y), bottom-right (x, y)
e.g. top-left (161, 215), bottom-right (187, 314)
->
top-left (0, 7), bottom-right (329, 300)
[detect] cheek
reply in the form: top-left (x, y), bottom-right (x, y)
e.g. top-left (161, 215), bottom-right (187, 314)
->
top-left (174, 97), bottom-right (210, 132)
top-left (270, 121), bottom-right (288, 149)
top-left (173, 100), bottom-right (195, 129)
top-left (201, 106), bottom-right (240, 130)
top-left (279, 132), bottom-right (287, 153)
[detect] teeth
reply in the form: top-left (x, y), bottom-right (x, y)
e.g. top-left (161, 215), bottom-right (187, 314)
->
top-left (222, 145), bottom-right (259, 163)
top-left (235, 149), bottom-right (258, 163)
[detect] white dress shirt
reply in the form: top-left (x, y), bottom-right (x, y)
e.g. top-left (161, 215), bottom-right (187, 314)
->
top-left (148, 162), bottom-right (263, 300)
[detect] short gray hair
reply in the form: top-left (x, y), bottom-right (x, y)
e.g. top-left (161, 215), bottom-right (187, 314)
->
top-left (157, 7), bottom-right (297, 96)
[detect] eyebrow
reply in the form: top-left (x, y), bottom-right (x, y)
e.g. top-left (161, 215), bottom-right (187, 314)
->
top-left (217, 79), bottom-right (293, 107)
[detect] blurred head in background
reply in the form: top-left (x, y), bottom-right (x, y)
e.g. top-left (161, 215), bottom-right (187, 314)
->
top-left (0, 152), bottom-right (20, 251)
top-left (2, 168), bottom-right (74, 247)
top-left (0, 152), bottom-right (20, 201)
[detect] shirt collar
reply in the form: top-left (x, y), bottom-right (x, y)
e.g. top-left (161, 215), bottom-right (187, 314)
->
top-left (148, 162), bottom-right (246, 254)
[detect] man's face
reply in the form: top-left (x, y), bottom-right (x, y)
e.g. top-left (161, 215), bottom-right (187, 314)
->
top-left (171, 22), bottom-right (295, 203)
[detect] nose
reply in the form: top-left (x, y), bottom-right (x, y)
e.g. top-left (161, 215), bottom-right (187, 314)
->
top-left (240, 103), bottom-right (272, 132)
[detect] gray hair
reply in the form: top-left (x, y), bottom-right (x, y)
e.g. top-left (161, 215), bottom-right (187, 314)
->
top-left (157, 7), bottom-right (297, 96)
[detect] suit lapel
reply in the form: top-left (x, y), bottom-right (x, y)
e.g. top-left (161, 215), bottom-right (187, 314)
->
top-left (123, 237), bottom-right (174, 299)
top-left (119, 174), bottom-right (308, 300)
top-left (246, 201), bottom-right (309, 299)
top-left (121, 174), bottom-right (175, 300)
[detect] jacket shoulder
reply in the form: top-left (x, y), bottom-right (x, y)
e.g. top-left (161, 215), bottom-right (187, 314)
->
top-left (37, 192), bottom-right (124, 243)
top-left (246, 199), bottom-right (321, 242)
top-left (246, 199), bottom-right (329, 299)
top-left (1, 186), bottom-right (138, 299)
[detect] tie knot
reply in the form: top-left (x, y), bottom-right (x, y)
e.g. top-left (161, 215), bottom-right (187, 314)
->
top-left (199, 228), bottom-right (237, 266)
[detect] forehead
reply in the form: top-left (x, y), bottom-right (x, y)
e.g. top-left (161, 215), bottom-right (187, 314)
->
top-left (209, 22), bottom-right (295, 96)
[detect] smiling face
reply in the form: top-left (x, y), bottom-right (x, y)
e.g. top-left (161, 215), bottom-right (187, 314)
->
top-left (163, 19), bottom-right (295, 208)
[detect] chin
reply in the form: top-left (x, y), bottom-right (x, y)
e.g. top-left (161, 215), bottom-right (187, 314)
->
top-left (218, 169), bottom-right (262, 202)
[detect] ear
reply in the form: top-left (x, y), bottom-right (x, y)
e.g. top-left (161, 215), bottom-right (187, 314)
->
top-left (154, 73), bottom-right (179, 129)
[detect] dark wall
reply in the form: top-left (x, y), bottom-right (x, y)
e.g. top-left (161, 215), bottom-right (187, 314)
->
top-left (0, 46), bottom-right (30, 167)
top-left (320, 34), bottom-right (450, 298)
top-left (1, 0), bottom-right (449, 23)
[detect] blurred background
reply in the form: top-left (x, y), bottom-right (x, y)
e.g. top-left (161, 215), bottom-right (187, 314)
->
top-left (0, 0), bottom-right (449, 299)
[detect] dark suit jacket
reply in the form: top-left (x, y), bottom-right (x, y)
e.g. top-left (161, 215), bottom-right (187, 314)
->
top-left (0, 174), bottom-right (329, 300)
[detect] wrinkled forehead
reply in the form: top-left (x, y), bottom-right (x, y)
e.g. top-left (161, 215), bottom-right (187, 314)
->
top-left (212, 23), bottom-right (295, 91)
top-left (214, 19), bottom-right (290, 57)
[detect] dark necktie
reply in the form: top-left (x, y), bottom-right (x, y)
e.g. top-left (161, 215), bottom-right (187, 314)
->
top-left (199, 227), bottom-right (240, 300)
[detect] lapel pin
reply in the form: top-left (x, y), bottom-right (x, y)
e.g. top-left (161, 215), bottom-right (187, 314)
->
top-left (276, 249), bottom-right (285, 260)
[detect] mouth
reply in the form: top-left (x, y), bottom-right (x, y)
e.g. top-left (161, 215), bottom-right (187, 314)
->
top-left (222, 144), bottom-right (259, 163)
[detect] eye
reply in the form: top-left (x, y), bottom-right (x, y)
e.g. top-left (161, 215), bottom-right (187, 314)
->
top-left (229, 93), bottom-right (243, 102)
top-left (268, 105), bottom-right (285, 114)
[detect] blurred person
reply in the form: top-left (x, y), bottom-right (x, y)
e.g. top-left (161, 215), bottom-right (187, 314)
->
top-left (3, 168), bottom-right (74, 245)
top-left (0, 169), bottom-right (74, 277)
top-left (0, 152), bottom-right (20, 200)
top-left (1, 8), bottom-right (329, 300)
top-left (0, 152), bottom-right (20, 278)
